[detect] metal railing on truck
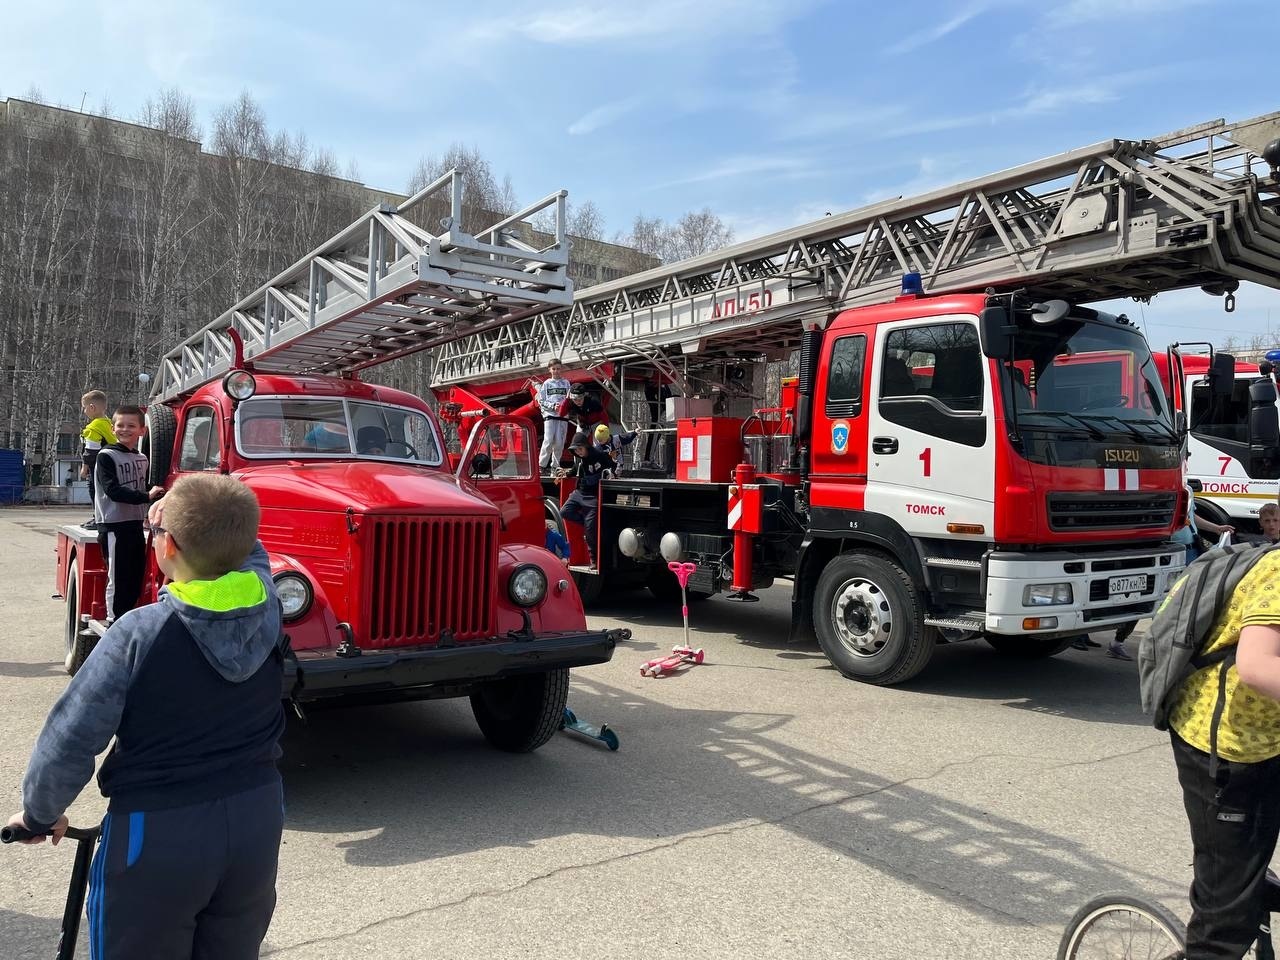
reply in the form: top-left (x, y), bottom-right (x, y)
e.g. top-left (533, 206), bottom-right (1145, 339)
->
top-left (151, 170), bottom-right (573, 403)
top-left (429, 108), bottom-right (1280, 387)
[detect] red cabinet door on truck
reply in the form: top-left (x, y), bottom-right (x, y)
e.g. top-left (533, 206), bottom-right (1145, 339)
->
top-left (810, 331), bottom-right (872, 511)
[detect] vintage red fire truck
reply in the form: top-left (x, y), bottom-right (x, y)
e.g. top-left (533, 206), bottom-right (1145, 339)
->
top-left (52, 175), bottom-right (626, 752)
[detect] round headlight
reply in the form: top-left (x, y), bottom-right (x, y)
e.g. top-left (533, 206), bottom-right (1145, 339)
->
top-left (509, 564), bottom-right (548, 607)
top-left (274, 573), bottom-right (313, 621)
top-left (222, 370), bottom-right (257, 402)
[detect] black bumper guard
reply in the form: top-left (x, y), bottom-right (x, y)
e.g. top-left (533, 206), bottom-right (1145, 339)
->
top-left (283, 628), bottom-right (627, 701)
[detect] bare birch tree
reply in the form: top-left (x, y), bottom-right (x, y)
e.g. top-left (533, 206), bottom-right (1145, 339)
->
top-left (206, 92), bottom-right (278, 307)
top-left (131, 90), bottom-right (203, 361)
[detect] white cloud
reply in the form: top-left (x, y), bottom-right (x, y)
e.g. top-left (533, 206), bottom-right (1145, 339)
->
top-left (855, 155), bottom-right (977, 208)
top-left (863, 70), bottom-right (1156, 143)
top-left (884, 5), bottom-right (989, 56)
top-left (567, 97), bottom-right (643, 136)
top-left (1044, 0), bottom-right (1211, 28)
top-left (720, 201), bottom-right (847, 243)
top-left (655, 154), bottom-right (818, 188)
top-left (1011, 84), bottom-right (1118, 116)
top-left (473, 0), bottom-right (819, 46)
top-left (778, 103), bottom-right (908, 140)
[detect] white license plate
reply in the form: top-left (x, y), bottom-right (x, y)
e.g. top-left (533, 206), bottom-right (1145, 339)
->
top-left (1108, 575), bottom-right (1148, 596)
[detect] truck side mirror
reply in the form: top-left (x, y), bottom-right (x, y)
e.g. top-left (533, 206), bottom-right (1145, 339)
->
top-left (1211, 352), bottom-right (1236, 396)
top-left (1187, 478), bottom-right (1203, 493)
top-left (979, 306), bottom-right (1013, 360)
top-left (1174, 410), bottom-right (1187, 437)
top-left (469, 452), bottom-right (493, 477)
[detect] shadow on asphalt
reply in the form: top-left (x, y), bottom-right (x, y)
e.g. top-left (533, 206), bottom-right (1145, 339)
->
top-left (0, 907), bottom-right (69, 960)
top-left (590, 592), bottom-right (1150, 726)
top-left (279, 674), bottom-right (1162, 926)
top-left (0, 661), bottom-right (68, 679)
top-left (901, 641), bottom-right (1152, 727)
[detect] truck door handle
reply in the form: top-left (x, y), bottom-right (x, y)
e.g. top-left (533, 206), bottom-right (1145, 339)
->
top-left (872, 436), bottom-right (899, 455)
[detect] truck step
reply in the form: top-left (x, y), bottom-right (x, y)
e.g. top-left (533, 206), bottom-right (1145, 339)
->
top-left (924, 614), bottom-right (985, 632)
top-left (924, 557), bottom-right (982, 570)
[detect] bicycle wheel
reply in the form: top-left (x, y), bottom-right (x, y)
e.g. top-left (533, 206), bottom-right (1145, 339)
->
top-left (1058, 893), bottom-right (1186, 960)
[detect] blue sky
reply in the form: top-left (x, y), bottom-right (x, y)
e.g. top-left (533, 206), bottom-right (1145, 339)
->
top-left (2, 0), bottom-right (1277, 351)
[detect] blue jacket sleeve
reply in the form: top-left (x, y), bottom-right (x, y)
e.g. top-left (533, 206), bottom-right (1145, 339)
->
top-left (20, 613), bottom-right (154, 830)
top-left (545, 531), bottom-right (571, 559)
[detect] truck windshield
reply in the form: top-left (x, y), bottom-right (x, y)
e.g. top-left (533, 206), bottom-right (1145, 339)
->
top-left (1003, 317), bottom-right (1175, 442)
top-left (235, 397), bottom-right (443, 465)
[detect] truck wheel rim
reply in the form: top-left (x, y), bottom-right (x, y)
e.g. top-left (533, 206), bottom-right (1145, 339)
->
top-left (831, 577), bottom-right (891, 657)
top-left (63, 563), bottom-right (78, 672)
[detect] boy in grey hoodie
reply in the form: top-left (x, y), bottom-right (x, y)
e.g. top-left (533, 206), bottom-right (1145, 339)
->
top-left (8, 473), bottom-right (286, 959)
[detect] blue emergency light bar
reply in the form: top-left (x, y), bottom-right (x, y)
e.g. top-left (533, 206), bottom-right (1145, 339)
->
top-left (901, 272), bottom-right (924, 295)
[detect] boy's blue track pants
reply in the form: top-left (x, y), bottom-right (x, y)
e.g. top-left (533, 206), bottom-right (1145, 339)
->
top-left (87, 780), bottom-right (284, 959)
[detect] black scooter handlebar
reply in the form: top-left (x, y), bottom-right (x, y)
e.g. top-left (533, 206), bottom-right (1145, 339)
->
top-left (1, 824), bottom-right (100, 844)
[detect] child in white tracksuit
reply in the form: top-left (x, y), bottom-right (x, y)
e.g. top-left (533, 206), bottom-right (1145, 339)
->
top-left (537, 358), bottom-right (572, 470)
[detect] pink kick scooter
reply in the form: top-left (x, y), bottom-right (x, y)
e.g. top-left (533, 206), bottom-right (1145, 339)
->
top-left (641, 561), bottom-right (705, 677)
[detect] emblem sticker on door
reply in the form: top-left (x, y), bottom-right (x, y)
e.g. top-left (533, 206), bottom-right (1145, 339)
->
top-left (831, 420), bottom-right (850, 455)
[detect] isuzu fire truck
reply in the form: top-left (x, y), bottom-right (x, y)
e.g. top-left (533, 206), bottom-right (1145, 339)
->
top-left (53, 173), bottom-right (627, 752)
top-left (433, 109), bottom-right (1280, 685)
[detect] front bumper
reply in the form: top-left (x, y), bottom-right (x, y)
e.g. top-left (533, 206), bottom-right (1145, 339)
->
top-left (285, 628), bottom-right (626, 701)
top-left (985, 544), bottom-right (1185, 635)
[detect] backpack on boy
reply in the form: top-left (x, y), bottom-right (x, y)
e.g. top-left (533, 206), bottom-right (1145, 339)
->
top-left (1139, 540), bottom-right (1280, 772)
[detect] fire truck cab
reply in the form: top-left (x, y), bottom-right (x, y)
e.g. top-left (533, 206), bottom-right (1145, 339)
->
top-left (791, 286), bottom-right (1187, 681)
top-left (1153, 348), bottom-right (1280, 532)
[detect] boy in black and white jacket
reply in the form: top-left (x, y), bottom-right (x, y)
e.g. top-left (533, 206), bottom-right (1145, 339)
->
top-left (93, 405), bottom-right (164, 621)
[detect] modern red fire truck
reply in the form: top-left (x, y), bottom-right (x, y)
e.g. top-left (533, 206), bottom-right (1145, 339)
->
top-left (52, 173), bottom-right (626, 752)
top-left (433, 109), bottom-right (1280, 685)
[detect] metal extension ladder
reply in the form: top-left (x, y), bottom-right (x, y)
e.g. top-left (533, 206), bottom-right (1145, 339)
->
top-left (429, 109), bottom-right (1280, 388)
top-left (151, 170), bottom-right (574, 403)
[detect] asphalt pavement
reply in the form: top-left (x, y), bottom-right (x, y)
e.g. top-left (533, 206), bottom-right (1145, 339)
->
top-left (0, 506), bottom-right (1198, 959)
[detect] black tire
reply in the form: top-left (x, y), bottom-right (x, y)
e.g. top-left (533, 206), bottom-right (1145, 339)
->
top-left (63, 559), bottom-right (95, 676)
top-left (144, 403), bottom-right (178, 487)
top-left (573, 569), bottom-right (603, 606)
top-left (470, 668), bottom-right (570, 753)
top-left (1057, 893), bottom-right (1186, 960)
top-left (645, 568), bottom-right (711, 604)
top-left (984, 634), bottom-right (1073, 659)
top-left (813, 552), bottom-right (935, 685)
top-left (1193, 495), bottom-right (1232, 527)
top-left (543, 497), bottom-right (566, 537)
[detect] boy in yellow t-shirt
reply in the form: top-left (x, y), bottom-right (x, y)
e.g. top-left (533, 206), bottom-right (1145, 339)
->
top-left (1167, 548), bottom-right (1280, 957)
top-left (79, 390), bottom-right (117, 529)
